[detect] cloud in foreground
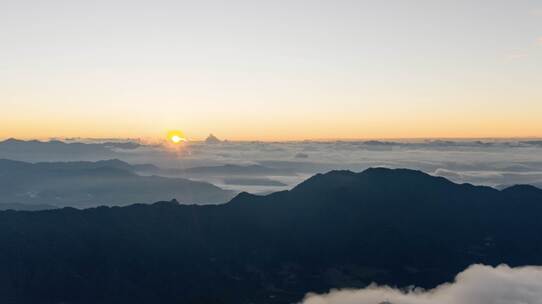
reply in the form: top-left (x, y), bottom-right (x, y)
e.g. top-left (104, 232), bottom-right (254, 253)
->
top-left (300, 264), bottom-right (542, 304)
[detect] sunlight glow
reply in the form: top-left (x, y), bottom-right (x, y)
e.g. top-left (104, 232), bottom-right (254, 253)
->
top-left (167, 130), bottom-right (186, 144)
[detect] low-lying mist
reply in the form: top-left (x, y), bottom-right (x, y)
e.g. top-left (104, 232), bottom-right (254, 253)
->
top-left (300, 264), bottom-right (542, 304)
top-left (2, 138), bottom-right (542, 193)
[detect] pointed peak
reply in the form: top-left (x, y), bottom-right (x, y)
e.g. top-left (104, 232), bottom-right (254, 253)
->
top-left (205, 134), bottom-right (221, 144)
top-left (227, 191), bottom-right (259, 205)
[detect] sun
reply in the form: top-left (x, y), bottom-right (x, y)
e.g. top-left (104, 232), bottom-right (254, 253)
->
top-left (167, 130), bottom-right (186, 144)
top-left (171, 135), bottom-right (183, 143)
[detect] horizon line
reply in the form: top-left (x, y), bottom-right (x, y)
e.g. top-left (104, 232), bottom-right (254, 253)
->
top-left (2, 136), bottom-right (542, 143)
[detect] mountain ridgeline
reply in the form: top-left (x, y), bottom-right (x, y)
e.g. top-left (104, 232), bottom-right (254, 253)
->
top-left (0, 159), bottom-right (236, 208)
top-left (1, 168), bottom-right (542, 304)
top-left (0, 138), bottom-right (137, 162)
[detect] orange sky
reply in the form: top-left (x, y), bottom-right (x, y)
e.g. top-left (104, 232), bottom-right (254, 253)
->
top-left (2, 1), bottom-right (541, 141)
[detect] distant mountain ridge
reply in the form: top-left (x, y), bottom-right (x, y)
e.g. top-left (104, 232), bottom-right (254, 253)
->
top-left (205, 134), bottom-right (222, 144)
top-left (0, 168), bottom-right (541, 303)
top-left (0, 159), bottom-right (236, 208)
top-left (0, 138), bottom-right (138, 162)
top-left (0, 202), bottom-right (57, 211)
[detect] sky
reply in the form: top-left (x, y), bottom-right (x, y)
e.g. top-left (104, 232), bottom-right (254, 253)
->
top-left (1, 0), bottom-right (541, 141)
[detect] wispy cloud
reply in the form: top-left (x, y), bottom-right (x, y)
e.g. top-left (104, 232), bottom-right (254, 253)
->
top-left (300, 264), bottom-right (542, 304)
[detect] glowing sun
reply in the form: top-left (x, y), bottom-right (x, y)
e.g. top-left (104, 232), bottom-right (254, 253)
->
top-left (171, 135), bottom-right (183, 143)
top-left (167, 130), bottom-right (186, 144)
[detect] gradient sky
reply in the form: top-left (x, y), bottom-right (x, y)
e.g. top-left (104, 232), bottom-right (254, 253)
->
top-left (1, 0), bottom-right (541, 141)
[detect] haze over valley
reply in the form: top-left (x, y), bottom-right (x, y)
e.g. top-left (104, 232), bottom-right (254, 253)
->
top-left (3, 137), bottom-right (542, 211)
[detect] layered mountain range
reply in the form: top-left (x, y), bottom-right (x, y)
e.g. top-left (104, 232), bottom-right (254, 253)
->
top-left (1, 168), bottom-right (541, 303)
top-left (0, 159), bottom-right (235, 208)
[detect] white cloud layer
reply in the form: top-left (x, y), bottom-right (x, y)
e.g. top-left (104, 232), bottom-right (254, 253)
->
top-left (300, 264), bottom-right (542, 304)
top-left (4, 139), bottom-right (542, 193)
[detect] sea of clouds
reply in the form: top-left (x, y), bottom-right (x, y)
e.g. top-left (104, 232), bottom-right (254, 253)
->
top-left (300, 264), bottom-right (542, 304)
top-left (3, 138), bottom-right (542, 193)
top-left (126, 139), bottom-right (542, 192)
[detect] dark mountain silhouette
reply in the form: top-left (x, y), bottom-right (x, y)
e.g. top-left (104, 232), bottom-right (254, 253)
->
top-left (1, 168), bottom-right (541, 304)
top-left (0, 159), bottom-right (236, 208)
top-left (205, 134), bottom-right (222, 144)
